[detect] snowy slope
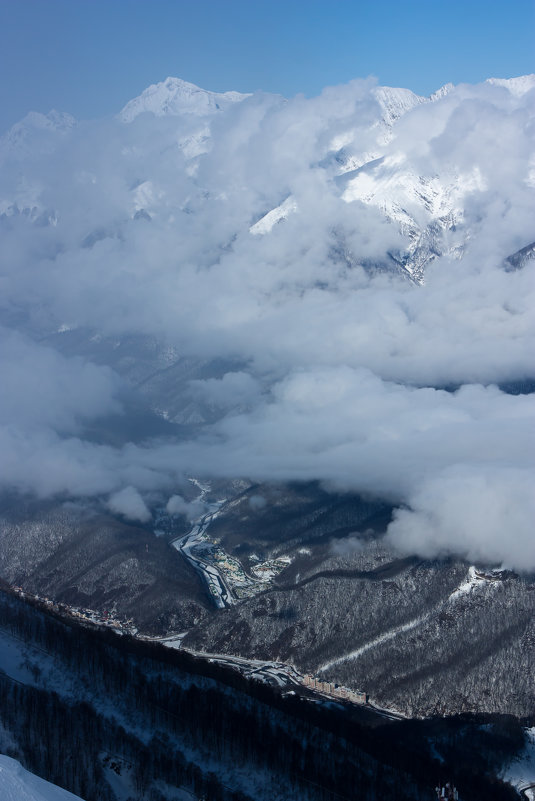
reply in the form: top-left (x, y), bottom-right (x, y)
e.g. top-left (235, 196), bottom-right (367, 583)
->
top-left (120, 76), bottom-right (250, 121)
top-left (339, 155), bottom-right (481, 279)
top-left (250, 195), bottom-right (298, 235)
top-left (250, 76), bottom-right (533, 279)
top-left (0, 755), bottom-right (85, 801)
top-left (250, 83), bottom-right (464, 278)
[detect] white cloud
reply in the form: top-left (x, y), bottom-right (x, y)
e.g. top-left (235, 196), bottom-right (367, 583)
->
top-left (0, 328), bottom-right (121, 432)
top-left (248, 494), bottom-right (266, 510)
top-left (386, 466), bottom-right (535, 570)
top-left (108, 486), bottom-right (151, 523)
top-left (0, 75), bottom-right (533, 568)
top-left (188, 371), bottom-right (262, 410)
top-left (166, 494), bottom-right (207, 521)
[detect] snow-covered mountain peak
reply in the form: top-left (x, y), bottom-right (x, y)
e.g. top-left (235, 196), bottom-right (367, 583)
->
top-left (486, 74), bottom-right (535, 96)
top-left (11, 110), bottom-right (76, 134)
top-left (119, 76), bottom-right (251, 122)
top-left (1, 110), bottom-right (76, 146)
top-left (0, 110), bottom-right (75, 162)
top-left (430, 82), bottom-right (455, 101)
top-left (372, 86), bottom-right (426, 126)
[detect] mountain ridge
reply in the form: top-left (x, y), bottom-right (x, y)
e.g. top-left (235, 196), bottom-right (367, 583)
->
top-left (0, 73), bottom-right (533, 719)
top-left (119, 75), bottom-right (252, 122)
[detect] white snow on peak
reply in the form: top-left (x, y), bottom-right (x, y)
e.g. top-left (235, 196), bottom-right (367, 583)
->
top-left (486, 74), bottom-right (535, 96)
top-left (0, 111), bottom-right (75, 161)
top-left (0, 754), bottom-right (85, 801)
top-left (430, 82), bottom-right (455, 101)
top-left (372, 86), bottom-right (426, 126)
top-left (8, 110), bottom-right (75, 135)
top-left (120, 76), bottom-right (251, 122)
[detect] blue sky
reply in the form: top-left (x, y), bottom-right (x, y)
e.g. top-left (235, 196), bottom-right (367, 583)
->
top-left (0, 0), bottom-right (533, 132)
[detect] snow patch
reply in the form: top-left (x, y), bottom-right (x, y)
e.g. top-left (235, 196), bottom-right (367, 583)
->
top-left (250, 196), bottom-right (298, 235)
top-left (448, 566), bottom-right (480, 601)
top-left (318, 611), bottom-right (432, 673)
top-left (448, 566), bottom-right (503, 602)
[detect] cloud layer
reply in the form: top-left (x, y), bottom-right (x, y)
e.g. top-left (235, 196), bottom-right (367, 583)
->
top-left (1, 75), bottom-right (534, 568)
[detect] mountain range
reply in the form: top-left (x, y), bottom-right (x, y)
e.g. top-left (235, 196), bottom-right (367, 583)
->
top-left (0, 73), bottom-right (534, 741)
